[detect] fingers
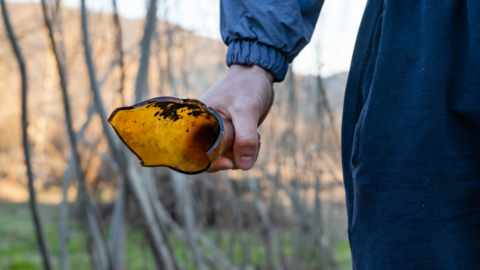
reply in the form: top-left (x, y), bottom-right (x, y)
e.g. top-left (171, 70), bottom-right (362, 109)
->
top-left (222, 118), bottom-right (235, 156)
top-left (206, 156), bottom-right (233, 173)
top-left (200, 64), bottom-right (273, 173)
top-left (207, 128), bottom-right (262, 173)
top-left (256, 130), bottom-right (261, 161)
top-left (232, 106), bottom-right (260, 170)
top-left (207, 151), bottom-right (236, 172)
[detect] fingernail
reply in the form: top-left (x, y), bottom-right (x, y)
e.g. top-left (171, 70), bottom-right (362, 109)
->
top-left (238, 155), bottom-right (254, 169)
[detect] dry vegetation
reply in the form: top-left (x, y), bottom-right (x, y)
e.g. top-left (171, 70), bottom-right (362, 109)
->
top-left (0, 1), bottom-right (350, 269)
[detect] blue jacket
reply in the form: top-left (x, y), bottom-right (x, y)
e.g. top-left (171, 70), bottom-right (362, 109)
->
top-left (221, 0), bottom-right (480, 269)
top-left (221, 0), bottom-right (324, 81)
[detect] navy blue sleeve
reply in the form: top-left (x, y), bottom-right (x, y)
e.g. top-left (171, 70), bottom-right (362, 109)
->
top-left (220, 0), bottom-right (324, 82)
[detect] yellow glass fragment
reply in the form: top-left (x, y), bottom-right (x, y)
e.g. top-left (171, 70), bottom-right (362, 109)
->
top-left (108, 97), bottom-right (225, 174)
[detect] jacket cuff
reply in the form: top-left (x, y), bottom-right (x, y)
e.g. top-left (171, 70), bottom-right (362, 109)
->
top-left (226, 40), bottom-right (289, 82)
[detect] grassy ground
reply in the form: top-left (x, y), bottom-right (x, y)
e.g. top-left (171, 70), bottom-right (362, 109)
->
top-left (0, 202), bottom-right (351, 270)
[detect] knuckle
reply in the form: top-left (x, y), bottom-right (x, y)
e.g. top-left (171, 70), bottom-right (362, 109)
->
top-left (233, 99), bottom-right (259, 114)
top-left (235, 136), bottom-right (258, 150)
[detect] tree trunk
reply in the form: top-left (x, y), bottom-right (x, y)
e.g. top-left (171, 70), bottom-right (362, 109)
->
top-left (1, 1), bottom-right (53, 269)
top-left (41, 2), bottom-right (113, 269)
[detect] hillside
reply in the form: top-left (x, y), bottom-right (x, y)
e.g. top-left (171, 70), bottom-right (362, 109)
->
top-left (0, 2), bottom-right (347, 201)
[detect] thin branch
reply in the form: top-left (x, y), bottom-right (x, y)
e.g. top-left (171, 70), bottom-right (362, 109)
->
top-left (220, 171), bottom-right (249, 268)
top-left (1, 1), bottom-right (53, 269)
top-left (80, 0), bottom-right (120, 153)
top-left (59, 159), bottom-right (73, 270)
top-left (111, 0), bottom-right (126, 104)
top-left (109, 178), bottom-right (126, 270)
top-left (41, 1), bottom-right (113, 269)
top-left (317, 75), bottom-right (341, 152)
top-left (79, 138), bottom-right (121, 175)
top-left (147, 184), bottom-right (236, 270)
top-left (171, 172), bottom-right (207, 270)
top-left (135, 0), bottom-right (158, 103)
top-left (124, 160), bottom-right (177, 270)
top-left (81, 2), bottom-right (181, 267)
top-left (247, 176), bottom-right (273, 269)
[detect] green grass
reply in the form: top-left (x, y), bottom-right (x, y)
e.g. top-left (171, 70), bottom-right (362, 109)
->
top-left (334, 238), bottom-right (352, 270)
top-left (0, 202), bottom-right (351, 270)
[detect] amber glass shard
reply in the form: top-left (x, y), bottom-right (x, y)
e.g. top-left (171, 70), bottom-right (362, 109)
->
top-left (108, 97), bottom-right (225, 174)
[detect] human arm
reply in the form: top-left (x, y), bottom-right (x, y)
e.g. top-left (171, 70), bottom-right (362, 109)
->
top-left (201, 0), bottom-right (324, 172)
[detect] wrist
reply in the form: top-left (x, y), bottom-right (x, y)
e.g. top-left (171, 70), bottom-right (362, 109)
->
top-left (229, 64), bottom-right (274, 85)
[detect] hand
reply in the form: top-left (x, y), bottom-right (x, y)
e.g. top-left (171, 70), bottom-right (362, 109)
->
top-left (200, 64), bottom-right (274, 172)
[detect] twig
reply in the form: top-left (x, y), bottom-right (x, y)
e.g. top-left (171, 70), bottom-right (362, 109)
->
top-left (41, 1), bottom-right (113, 269)
top-left (79, 138), bottom-right (121, 175)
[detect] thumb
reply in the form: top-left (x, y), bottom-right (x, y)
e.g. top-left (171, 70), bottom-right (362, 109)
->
top-left (232, 107), bottom-right (260, 170)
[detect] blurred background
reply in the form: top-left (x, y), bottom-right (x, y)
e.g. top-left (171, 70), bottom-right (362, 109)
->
top-left (0, 0), bottom-right (366, 269)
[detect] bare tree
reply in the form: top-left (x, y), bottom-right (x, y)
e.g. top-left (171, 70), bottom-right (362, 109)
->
top-left (111, 0), bottom-right (125, 102)
top-left (1, 1), bottom-right (52, 269)
top-left (41, 2), bottom-right (114, 270)
top-left (247, 175), bottom-right (273, 269)
top-left (59, 160), bottom-right (73, 270)
top-left (317, 75), bottom-right (341, 152)
top-left (0, 2), bottom-right (351, 269)
top-left (135, 0), bottom-right (157, 102)
top-left (109, 1), bottom-right (127, 268)
top-left (80, 1), bottom-right (178, 269)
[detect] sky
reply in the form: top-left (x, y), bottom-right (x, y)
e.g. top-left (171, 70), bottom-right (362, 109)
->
top-left (10, 0), bottom-right (367, 77)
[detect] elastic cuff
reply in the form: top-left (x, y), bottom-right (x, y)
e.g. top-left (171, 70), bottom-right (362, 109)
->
top-left (226, 40), bottom-right (289, 82)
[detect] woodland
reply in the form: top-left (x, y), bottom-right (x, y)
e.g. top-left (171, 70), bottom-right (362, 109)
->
top-left (0, 1), bottom-right (350, 269)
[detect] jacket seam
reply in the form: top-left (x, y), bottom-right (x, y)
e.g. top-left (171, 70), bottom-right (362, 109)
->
top-left (348, 6), bottom-right (383, 270)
